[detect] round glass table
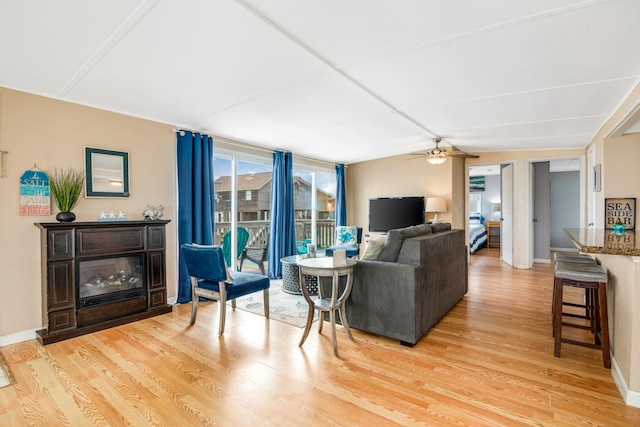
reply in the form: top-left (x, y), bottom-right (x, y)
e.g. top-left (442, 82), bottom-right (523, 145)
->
top-left (280, 255), bottom-right (318, 295)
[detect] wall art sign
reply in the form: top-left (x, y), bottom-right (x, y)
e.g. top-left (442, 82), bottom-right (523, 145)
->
top-left (605, 197), bottom-right (636, 230)
top-left (20, 169), bottom-right (50, 215)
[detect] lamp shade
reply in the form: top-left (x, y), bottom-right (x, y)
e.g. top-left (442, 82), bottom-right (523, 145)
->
top-left (425, 197), bottom-right (447, 213)
top-left (491, 202), bottom-right (501, 212)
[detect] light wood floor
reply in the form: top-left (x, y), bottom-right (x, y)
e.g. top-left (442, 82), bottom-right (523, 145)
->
top-left (2, 249), bottom-right (640, 426)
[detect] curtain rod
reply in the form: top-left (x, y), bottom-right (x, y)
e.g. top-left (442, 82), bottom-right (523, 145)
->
top-left (172, 128), bottom-right (342, 168)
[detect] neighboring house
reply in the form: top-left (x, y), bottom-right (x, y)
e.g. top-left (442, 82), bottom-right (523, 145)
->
top-left (213, 172), bottom-right (335, 223)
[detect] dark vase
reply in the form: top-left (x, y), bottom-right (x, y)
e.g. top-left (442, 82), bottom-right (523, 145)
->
top-left (56, 211), bottom-right (76, 222)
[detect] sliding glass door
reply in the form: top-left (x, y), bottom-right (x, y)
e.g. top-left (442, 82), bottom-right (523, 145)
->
top-left (213, 152), bottom-right (336, 270)
top-left (213, 156), bottom-right (272, 273)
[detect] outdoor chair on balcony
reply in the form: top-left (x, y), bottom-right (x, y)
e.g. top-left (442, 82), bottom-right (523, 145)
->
top-left (297, 238), bottom-right (312, 255)
top-left (239, 245), bottom-right (268, 275)
top-left (325, 226), bottom-right (362, 258)
top-left (181, 244), bottom-right (270, 336)
top-left (222, 227), bottom-right (249, 269)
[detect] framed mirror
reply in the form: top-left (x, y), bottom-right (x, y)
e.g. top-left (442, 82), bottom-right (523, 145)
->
top-left (85, 147), bottom-right (130, 197)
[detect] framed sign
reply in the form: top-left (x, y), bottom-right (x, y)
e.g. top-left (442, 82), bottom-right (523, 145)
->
top-left (19, 169), bottom-right (50, 215)
top-left (605, 198), bottom-right (636, 230)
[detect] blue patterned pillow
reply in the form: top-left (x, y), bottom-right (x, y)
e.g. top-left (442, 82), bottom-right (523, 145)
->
top-left (336, 226), bottom-right (358, 246)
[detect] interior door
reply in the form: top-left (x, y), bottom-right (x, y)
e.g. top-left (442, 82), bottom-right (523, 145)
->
top-left (533, 162), bottom-right (551, 262)
top-left (501, 164), bottom-right (514, 266)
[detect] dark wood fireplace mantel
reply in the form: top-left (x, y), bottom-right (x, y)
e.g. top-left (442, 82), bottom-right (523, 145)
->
top-left (35, 220), bottom-right (172, 345)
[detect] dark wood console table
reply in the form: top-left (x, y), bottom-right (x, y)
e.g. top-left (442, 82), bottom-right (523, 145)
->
top-left (35, 220), bottom-right (172, 345)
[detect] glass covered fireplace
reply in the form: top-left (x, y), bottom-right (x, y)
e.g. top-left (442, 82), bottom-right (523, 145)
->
top-left (78, 255), bottom-right (146, 308)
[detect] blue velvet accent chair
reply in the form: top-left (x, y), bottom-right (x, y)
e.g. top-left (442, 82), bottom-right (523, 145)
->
top-left (221, 227), bottom-right (249, 268)
top-left (325, 226), bottom-right (362, 258)
top-left (181, 244), bottom-right (270, 336)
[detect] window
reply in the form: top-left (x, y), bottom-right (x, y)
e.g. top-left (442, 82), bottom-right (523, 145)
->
top-left (245, 190), bottom-right (252, 201)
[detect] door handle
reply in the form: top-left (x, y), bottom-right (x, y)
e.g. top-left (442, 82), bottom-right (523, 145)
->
top-left (533, 218), bottom-right (538, 222)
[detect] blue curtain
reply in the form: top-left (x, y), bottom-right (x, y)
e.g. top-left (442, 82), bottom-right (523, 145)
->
top-left (336, 164), bottom-right (347, 227)
top-left (176, 131), bottom-right (215, 303)
top-left (268, 151), bottom-right (297, 279)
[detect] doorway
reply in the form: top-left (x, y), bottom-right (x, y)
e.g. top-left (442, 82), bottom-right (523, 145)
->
top-left (468, 163), bottom-right (514, 266)
top-left (530, 158), bottom-right (582, 264)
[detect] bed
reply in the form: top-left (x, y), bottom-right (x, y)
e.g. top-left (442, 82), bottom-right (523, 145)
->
top-left (469, 215), bottom-right (487, 254)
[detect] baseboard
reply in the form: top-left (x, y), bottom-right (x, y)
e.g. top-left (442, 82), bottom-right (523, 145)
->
top-left (534, 258), bottom-right (551, 264)
top-left (167, 296), bottom-right (177, 305)
top-left (611, 353), bottom-right (640, 408)
top-left (0, 328), bottom-right (38, 347)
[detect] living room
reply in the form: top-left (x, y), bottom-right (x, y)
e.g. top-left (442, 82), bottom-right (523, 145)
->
top-left (2, 1), bottom-right (640, 424)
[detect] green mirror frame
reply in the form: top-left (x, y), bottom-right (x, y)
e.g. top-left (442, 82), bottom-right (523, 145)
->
top-left (85, 147), bottom-right (130, 197)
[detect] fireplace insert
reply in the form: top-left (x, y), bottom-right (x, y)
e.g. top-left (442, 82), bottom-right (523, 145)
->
top-left (77, 254), bottom-right (147, 325)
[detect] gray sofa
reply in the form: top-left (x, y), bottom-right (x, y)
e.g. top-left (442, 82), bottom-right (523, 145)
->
top-left (345, 223), bottom-right (468, 346)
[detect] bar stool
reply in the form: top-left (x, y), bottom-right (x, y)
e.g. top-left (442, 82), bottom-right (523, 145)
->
top-left (554, 252), bottom-right (596, 264)
top-left (552, 253), bottom-right (596, 322)
top-left (553, 261), bottom-right (610, 368)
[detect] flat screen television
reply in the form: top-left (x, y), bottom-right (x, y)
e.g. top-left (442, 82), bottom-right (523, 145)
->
top-left (369, 197), bottom-right (425, 232)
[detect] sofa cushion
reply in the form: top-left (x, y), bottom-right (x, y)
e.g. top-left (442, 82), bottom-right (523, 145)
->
top-left (431, 222), bottom-right (452, 233)
top-left (378, 223), bottom-right (433, 262)
top-left (378, 229), bottom-right (404, 262)
top-left (401, 223), bottom-right (433, 238)
top-left (361, 237), bottom-right (385, 260)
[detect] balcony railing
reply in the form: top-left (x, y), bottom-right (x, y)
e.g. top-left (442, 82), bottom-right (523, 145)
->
top-left (215, 220), bottom-right (335, 249)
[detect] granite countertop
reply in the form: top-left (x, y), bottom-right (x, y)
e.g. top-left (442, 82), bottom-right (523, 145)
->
top-left (564, 228), bottom-right (640, 256)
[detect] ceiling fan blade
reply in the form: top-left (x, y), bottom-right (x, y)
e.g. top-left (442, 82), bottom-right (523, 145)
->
top-left (447, 151), bottom-right (479, 158)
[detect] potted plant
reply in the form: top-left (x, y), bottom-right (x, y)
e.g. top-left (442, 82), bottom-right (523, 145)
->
top-left (47, 167), bottom-right (84, 222)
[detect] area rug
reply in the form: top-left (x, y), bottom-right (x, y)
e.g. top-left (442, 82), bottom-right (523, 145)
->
top-left (230, 280), bottom-right (317, 328)
top-left (0, 350), bottom-right (15, 389)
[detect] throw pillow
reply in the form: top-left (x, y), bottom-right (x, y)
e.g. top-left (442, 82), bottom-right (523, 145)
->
top-left (377, 229), bottom-right (404, 262)
top-left (361, 237), bottom-right (385, 260)
top-left (336, 226), bottom-right (358, 246)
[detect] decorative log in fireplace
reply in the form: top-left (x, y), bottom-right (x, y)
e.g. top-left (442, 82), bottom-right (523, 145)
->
top-left (35, 220), bottom-right (172, 345)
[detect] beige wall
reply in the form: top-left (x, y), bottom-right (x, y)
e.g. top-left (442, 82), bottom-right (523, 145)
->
top-left (585, 81), bottom-right (640, 398)
top-left (466, 149), bottom-right (584, 268)
top-left (346, 153), bottom-right (464, 236)
top-left (0, 88), bottom-right (177, 341)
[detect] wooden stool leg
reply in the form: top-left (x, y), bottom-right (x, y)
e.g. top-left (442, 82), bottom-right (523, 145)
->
top-left (598, 282), bottom-right (611, 369)
top-left (553, 277), bottom-right (564, 357)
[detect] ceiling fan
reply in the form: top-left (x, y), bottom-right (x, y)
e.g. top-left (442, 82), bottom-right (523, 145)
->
top-left (411, 138), bottom-right (479, 164)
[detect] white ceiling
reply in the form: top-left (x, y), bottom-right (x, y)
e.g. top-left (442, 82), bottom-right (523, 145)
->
top-left (1, 0), bottom-right (639, 164)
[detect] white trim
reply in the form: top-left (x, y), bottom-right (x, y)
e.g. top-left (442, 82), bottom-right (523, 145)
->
top-left (0, 328), bottom-right (38, 347)
top-left (611, 353), bottom-right (640, 408)
top-left (533, 258), bottom-right (551, 264)
top-left (605, 89), bottom-right (640, 138)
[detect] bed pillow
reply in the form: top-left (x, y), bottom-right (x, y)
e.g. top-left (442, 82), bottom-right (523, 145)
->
top-left (469, 214), bottom-right (484, 224)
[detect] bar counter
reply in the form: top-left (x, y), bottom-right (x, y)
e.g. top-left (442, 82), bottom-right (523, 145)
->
top-left (564, 227), bottom-right (640, 407)
top-left (564, 227), bottom-right (640, 256)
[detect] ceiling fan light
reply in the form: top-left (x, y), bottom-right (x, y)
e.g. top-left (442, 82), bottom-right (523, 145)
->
top-left (427, 154), bottom-right (447, 165)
